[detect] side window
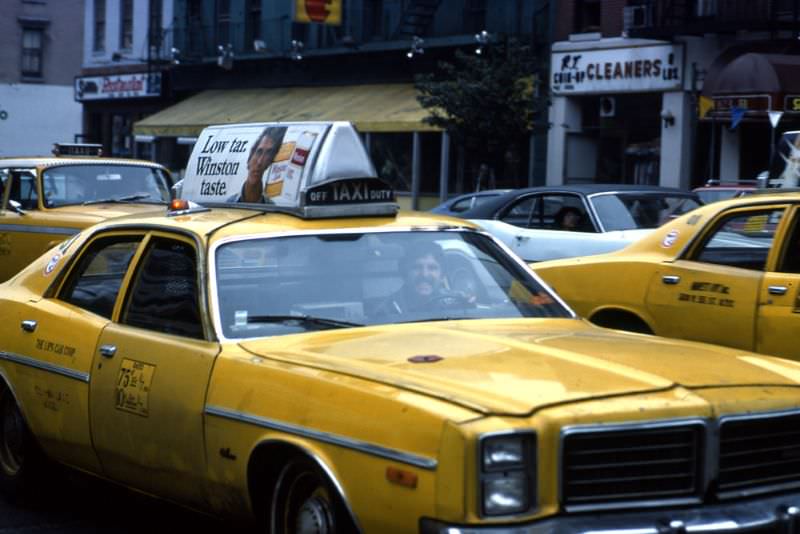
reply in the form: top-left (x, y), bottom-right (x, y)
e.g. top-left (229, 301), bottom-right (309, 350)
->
top-left (778, 213), bottom-right (800, 274)
top-left (690, 209), bottom-right (783, 271)
top-left (450, 196), bottom-right (475, 213)
top-left (0, 169), bottom-right (8, 205)
top-left (500, 196), bottom-right (539, 228)
top-left (8, 171), bottom-right (38, 209)
top-left (59, 237), bottom-right (142, 318)
top-left (122, 238), bottom-right (203, 339)
top-left (539, 195), bottom-right (588, 231)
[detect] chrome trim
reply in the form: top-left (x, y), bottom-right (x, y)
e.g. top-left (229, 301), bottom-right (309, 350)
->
top-left (559, 418), bottom-right (708, 513)
top-left (0, 224), bottom-right (79, 235)
top-left (208, 226), bottom-right (577, 342)
top-left (205, 405), bottom-right (437, 470)
top-left (0, 351), bottom-right (90, 383)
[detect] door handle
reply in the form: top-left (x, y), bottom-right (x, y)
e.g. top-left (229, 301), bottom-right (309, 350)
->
top-left (768, 285), bottom-right (788, 296)
top-left (514, 235), bottom-right (528, 242)
top-left (662, 275), bottom-right (681, 285)
top-left (99, 345), bottom-right (117, 358)
top-left (20, 320), bottom-right (37, 333)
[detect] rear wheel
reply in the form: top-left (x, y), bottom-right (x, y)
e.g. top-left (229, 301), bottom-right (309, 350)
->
top-left (0, 387), bottom-right (42, 498)
top-left (270, 457), bottom-right (353, 534)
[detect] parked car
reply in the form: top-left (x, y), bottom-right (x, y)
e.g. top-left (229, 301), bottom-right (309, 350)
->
top-left (451, 184), bottom-right (702, 262)
top-left (4, 122), bottom-right (800, 532)
top-left (0, 144), bottom-right (173, 282)
top-left (429, 189), bottom-right (512, 216)
top-left (534, 190), bottom-right (800, 362)
top-left (692, 179), bottom-right (758, 204)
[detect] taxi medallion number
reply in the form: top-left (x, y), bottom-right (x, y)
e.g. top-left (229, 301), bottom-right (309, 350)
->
top-left (115, 359), bottom-right (155, 416)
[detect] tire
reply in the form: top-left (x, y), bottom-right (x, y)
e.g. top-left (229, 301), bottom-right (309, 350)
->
top-left (270, 456), bottom-right (354, 534)
top-left (0, 387), bottom-right (43, 499)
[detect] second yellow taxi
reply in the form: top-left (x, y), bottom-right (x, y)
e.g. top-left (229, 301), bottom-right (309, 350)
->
top-left (534, 190), bottom-right (800, 362)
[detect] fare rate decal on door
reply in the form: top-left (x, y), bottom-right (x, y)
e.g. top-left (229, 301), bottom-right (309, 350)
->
top-left (115, 358), bottom-right (155, 416)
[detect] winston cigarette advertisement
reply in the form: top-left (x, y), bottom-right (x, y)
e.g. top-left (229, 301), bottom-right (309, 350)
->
top-left (182, 123), bottom-right (326, 206)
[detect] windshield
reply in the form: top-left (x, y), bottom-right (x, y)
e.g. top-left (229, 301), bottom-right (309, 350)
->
top-left (590, 192), bottom-right (701, 231)
top-left (42, 164), bottom-right (172, 207)
top-left (214, 230), bottom-right (570, 339)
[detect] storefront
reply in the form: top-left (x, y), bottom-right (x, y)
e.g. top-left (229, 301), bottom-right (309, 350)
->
top-left (701, 51), bottom-right (800, 183)
top-left (546, 38), bottom-right (691, 189)
top-left (75, 70), bottom-right (172, 162)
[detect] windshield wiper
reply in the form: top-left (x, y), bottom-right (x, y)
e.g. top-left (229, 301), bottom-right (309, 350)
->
top-left (83, 194), bottom-right (157, 205)
top-left (246, 314), bottom-right (363, 329)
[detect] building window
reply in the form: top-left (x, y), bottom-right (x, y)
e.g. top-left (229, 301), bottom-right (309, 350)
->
top-left (93, 0), bottom-right (105, 51)
top-left (575, 0), bottom-right (601, 33)
top-left (21, 28), bottom-right (43, 77)
top-left (120, 0), bottom-right (133, 50)
top-left (217, 0), bottom-right (231, 47)
top-left (245, 0), bottom-right (262, 48)
top-left (148, 0), bottom-right (163, 54)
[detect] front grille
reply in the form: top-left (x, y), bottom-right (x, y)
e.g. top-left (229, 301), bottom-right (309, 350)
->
top-left (719, 411), bottom-right (800, 496)
top-left (562, 423), bottom-right (703, 509)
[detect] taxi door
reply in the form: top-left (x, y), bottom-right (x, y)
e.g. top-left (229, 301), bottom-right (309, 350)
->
top-left (756, 206), bottom-right (800, 361)
top-left (645, 206), bottom-right (785, 352)
top-left (89, 233), bottom-right (219, 506)
top-left (0, 169), bottom-right (78, 281)
top-left (2, 233), bottom-right (144, 474)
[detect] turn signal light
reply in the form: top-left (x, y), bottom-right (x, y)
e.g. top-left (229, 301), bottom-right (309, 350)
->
top-left (386, 466), bottom-right (418, 488)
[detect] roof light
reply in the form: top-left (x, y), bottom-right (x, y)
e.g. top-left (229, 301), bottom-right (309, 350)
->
top-left (170, 199), bottom-right (190, 211)
top-left (52, 143), bottom-right (103, 157)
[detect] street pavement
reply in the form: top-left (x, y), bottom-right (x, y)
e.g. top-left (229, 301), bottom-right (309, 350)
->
top-left (0, 466), bottom-right (246, 532)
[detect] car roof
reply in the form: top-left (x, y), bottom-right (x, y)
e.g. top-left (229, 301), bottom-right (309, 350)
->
top-left (463, 184), bottom-right (699, 219)
top-left (0, 156), bottom-right (168, 170)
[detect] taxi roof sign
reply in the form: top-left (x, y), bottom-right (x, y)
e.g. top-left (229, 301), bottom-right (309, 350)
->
top-left (52, 143), bottom-right (104, 157)
top-left (181, 121), bottom-right (397, 218)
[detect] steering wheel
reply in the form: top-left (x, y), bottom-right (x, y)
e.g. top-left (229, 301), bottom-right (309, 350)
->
top-left (426, 292), bottom-right (474, 309)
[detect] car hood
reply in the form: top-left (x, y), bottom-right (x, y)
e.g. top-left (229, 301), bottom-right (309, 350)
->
top-left (238, 318), bottom-right (800, 416)
top-left (48, 203), bottom-right (166, 222)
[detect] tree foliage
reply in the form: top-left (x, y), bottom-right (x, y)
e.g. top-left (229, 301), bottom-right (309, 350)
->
top-left (414, 38), bottom-right (540, 177)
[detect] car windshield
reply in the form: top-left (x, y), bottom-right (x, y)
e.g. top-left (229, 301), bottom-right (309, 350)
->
top-left (42, 164), bottom-right (172, 207)
top-left (214, 230), bottom-right (570, 339)
top-left (590, 192), bottom-right (701, 231)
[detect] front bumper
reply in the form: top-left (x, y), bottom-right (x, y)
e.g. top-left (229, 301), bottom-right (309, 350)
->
top-left (420, 491), bottom-right (800, 533)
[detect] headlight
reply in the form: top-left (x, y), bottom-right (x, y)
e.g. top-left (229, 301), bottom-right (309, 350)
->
top-left (479, 432), bottom-right (536, 517)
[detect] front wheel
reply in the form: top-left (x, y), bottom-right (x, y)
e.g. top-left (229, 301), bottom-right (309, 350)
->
top-left (0, 387), bottom-right (43, 498)
top-left (270, 457), bottom-right (353, 534)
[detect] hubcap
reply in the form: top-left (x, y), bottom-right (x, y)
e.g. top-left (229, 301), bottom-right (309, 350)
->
top-left (295, 495), bottom-right (332, 534)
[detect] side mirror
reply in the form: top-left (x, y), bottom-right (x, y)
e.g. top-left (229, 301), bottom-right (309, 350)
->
top-left (7, 199), bottom-right (26, 215)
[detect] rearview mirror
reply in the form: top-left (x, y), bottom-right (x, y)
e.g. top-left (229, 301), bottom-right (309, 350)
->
top-left (7, 199), bottom-right (26, 215)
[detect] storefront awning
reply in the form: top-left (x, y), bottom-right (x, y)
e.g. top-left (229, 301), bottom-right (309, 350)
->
top-left (133, 84), bottom-right (440, 137)
top-left (709, 53), bottom-right (800, 95)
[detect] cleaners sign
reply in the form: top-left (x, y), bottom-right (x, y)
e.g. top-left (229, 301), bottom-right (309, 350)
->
top-left (551, 44), bottom-right (683, 95)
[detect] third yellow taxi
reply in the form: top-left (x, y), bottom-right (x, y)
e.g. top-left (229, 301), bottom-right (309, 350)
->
top-left (3, 123), bottom-right (800, 533)
top-left (0, 143), bottom-right (173, 282)
top-left (534, 190), bottom-right (800, 361)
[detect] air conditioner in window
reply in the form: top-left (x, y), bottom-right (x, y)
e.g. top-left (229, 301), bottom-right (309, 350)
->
top-left (623, 5), bottom-right (652, 30)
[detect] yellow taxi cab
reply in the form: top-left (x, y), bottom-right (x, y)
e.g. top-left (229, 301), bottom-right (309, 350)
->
top-left (534, 190), bottom-right (800, 362)
top-left (3, 123), bottom-right (800, 533)
top-left (0, 143), bottom-right (173, 282)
